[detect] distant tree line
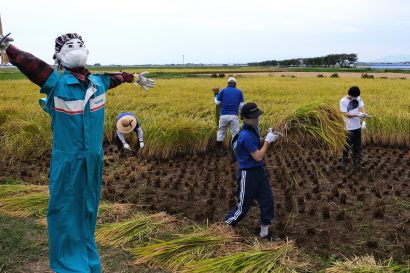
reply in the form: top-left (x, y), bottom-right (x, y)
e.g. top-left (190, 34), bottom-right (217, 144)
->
top-left (248, 54), bottom-right (358, 67)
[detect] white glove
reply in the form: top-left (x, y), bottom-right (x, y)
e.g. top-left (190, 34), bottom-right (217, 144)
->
top-left (123, 143), bottom-right (131, 150)
top-left (361, 121), bottom-right (367, 129)
top-left (0, 34), bottom-right (13, 52)
top-left (139, 142), bottom-right (145, 149)
top-left (358, 112), bottom-right (368, 118)
top-left (134, 72), bottom-right (155, 91)
top-left (265, 129), bottom-right (279, 144)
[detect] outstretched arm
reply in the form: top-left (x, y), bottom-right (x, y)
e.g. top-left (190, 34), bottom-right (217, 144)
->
top-left (107, 72), bottom-right (155, 91)
top-left (107, 72), bottom-right (135, 89)
top-left (6, 45), bottom-right (54, 87)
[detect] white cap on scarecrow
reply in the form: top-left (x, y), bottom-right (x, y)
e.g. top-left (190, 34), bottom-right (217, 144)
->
top-left (116, 112), bottom-right (138, 134)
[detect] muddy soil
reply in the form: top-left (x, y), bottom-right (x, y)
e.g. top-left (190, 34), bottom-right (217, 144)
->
top-left (1, 145), bottom-right (409, 261)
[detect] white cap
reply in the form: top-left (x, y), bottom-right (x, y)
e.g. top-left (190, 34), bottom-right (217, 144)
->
top-left (227, 77), bottom-right (236, 83)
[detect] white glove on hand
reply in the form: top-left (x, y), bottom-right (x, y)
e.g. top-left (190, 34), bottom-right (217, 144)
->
top-left (123, 143), bottom-right (131, 150)
top-left (361, 121), bottom-right (367, 129)
top-left (134, 72), bottom-right (155, 91)
top-left (0, 34), bottom-right (13, 52)
top-left (358, 112), bottom-right (368, 118)
top-left (139, 142), bottom-right (145, 149)
top-left (265, 130), bottom-right (279, 144)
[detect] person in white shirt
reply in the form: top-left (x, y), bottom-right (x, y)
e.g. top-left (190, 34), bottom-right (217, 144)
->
top-left (115, 112), bottom-right (144, 152)
top-left (339, 86), bottom-right (367, 167)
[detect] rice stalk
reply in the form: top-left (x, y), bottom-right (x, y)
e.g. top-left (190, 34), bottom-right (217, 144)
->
top-left (274, 101), bottom-right (347, 152)
top-left (95, 212), bottom-right (176, 247)
top-left (130, 224), bottom-right (239, 270)
top-left (0, 192), bottom-right (49, 217)
top-left (184, 240), bottom-right (309, 273)
top-left (0, 184), bottom-right (48, 198)
top-left (325, 255), bottom-right (408, 273)
top-left (97, 201), bottom-right (134, 223)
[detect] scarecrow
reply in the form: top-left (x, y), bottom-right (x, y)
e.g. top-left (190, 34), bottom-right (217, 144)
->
top-left (0, 32), bottom-right (154, 273)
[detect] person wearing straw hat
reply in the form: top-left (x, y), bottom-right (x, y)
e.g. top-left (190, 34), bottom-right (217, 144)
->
top-left (225, 102), bottom-right (280, 239)
top-left (115, 112), bottom-right (144, 152)
top-left (214, 77), bottom-right (244, 152)
top-left (0, 32), bottom-right (154, 273)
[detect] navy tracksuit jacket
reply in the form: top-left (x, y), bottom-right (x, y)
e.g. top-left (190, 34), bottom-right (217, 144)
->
top-left (225, 123), bottom-right (274, 226)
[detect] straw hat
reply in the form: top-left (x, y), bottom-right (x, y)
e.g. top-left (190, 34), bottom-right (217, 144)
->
top-left (116, 112), bottom-right (137, 134)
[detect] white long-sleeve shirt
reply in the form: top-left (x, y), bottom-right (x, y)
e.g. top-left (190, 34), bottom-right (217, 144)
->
top-left (116, 128), bottom-right (144, 146)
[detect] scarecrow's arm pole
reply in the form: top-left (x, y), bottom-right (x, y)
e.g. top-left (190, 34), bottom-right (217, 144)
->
top-left (6, 45), bottom-right (53, 87)
top-left (106, 72), bottom-right (135, 89)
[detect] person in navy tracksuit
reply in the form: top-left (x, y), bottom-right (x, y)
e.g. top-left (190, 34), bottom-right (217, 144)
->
top-left (225, 102), bottom-right (279, 238)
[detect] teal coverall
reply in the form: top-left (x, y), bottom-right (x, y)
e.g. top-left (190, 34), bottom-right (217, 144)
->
top-left (41, 70), bottom-right (110, 273)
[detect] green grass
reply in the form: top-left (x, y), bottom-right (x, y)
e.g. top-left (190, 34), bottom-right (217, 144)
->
top-left (0, 177), bottom-right (24, 185)
top-left (394, 198), bottom-right (410, 210)
top-left (0, 214), bottom-right (49, 272)
top-left (0, 70), bottom-right (26, 80)
top-left (0, 214), bottom-right (163, 273)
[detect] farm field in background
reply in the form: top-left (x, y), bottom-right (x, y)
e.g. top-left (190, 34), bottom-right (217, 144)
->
top-left (1, 72), bottom-right (409, 272)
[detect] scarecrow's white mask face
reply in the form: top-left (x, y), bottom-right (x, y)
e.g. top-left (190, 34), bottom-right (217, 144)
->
top-left (56, 38), bottom-right (89, 68)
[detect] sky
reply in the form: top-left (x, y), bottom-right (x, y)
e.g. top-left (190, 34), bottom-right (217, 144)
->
top-left (2, 0), bottom-right (410, 65)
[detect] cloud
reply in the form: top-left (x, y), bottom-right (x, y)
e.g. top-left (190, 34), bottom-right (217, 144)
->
top-left (2, 0), bottom-right (409, 64)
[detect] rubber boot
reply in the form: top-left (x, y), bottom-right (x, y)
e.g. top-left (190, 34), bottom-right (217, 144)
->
top-left (216, 141), bottom-right (224, 155)
top-left (353, 155), bottom-right (361, 169)
top-left (341, 154), bottom-right (349, 168)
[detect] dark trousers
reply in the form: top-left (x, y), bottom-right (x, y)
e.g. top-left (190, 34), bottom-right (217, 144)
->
top-left (343, 128), bottom-right (361, 164)
top-left (225, 167), bottom-right (274, 226)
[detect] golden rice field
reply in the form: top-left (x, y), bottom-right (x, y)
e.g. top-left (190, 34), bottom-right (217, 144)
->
top-left (0, 75), bottom-right (409, 161)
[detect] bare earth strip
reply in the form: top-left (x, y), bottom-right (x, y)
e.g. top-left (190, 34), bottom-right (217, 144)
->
top-left (231, 71), bottom-right (410, 78)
